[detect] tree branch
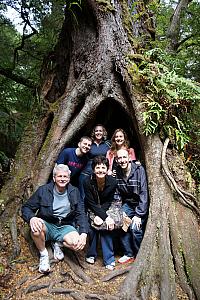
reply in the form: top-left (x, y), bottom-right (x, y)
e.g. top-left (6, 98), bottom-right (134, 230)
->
top-left (0, 66), bottom-right (36, 89)
top-left (12, 0), bottom-right (38, 68)
top-left (166, 0), bottom-right (193, 52)
top-left (176, 34), bottom-right (195, 49)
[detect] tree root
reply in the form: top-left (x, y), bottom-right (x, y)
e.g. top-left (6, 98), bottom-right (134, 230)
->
top-left (101, 266), bottom-right (131, 282)
top-left (9, 206), bottom-right (21, 259)
top-left (161, 138), bottom-right (200, 217)
top-left (19, 277), bottom-right (120, 299)
top-left (0, 222), bottom-right (6, 250)
top-left (49, 288), bottom-right (119, 300)
top-left (24, 283), bottom-right (50, 294)
top-left (169, 210), bottom-right (196, 300)
top-left (60, 269), bottom-right (84, 285)
top-left (64, 250), bottom-right (93, 283)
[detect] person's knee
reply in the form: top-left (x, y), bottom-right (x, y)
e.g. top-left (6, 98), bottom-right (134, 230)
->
top-left (31, 226), bottom-right (46, 238)
top-left (63, 231), bottom-right (79, 250)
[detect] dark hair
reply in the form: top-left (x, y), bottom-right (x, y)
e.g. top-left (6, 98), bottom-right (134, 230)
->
top-left (92, 155), bottom-right (109, 170)
top-left (79, 136), bottom-right (92, 143)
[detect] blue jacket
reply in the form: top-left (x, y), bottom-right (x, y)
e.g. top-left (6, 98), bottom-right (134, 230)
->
top-left (116, 161), bottom-right (148, 218)
top-left (21, 181), bottom-right (89, 234)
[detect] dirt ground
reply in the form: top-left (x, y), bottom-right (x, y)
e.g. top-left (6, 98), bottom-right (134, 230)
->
top-left (0, 226), bottom-right (132, 300)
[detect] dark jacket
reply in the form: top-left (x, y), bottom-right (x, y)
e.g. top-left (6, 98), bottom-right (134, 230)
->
top-left (116, 161), bottom-right (148, 218)
top-left (83, 175), bottom-right (117, 220)
top-left (21, 181), bottom-right (88, 234)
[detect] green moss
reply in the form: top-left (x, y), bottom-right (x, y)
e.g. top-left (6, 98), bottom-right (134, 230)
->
top-left (96, 0), bottom-right (115, 12)
top-left (120, 0), bottom-right (136, 45)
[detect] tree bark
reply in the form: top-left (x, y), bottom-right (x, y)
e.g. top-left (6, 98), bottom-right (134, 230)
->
top-left (0, 0), bottom-right (199, 299)
top-left (166, 0), bottom-right (192, 52)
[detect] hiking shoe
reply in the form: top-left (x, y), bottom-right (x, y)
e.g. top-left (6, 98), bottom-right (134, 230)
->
top-left (118, 255), bottom-right (134, 264)
top-left (85, 257), bottom-right (95, 264)
top-left (52, 242), bottom-right (64, 261)
top-left (39, 255), bottom-right (50, 273)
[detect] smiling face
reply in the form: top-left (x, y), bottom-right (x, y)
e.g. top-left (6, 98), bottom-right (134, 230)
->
top-left (94, 163), bottom-right (108, 179)
top-left (78, 138), bottom-right (92, 154)
top-left (114, 130), bottom-right (125, 148)
top-left (94, 125), bottom-right (104, 141)
top-left (53, 170), bottom-right (70, 192)
top-left (116, 149), bottom-right (130, 169)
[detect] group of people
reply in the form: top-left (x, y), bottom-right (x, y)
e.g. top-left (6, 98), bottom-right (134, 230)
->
top-left (21, 125), bottom-right (148, 273)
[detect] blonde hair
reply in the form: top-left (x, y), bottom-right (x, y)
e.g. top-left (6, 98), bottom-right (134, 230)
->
top-left (91, 124), bottom-right (107, 141)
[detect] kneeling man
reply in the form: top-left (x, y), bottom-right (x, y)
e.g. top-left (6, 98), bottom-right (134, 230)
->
top-left (21, 164), bottom-right (88, 273)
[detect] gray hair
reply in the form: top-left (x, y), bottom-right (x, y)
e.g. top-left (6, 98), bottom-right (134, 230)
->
top-left (53, 164), bottom-right (71, 177)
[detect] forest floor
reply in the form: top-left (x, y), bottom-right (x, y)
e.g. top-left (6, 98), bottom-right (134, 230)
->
top-left (0, 221), bottom-right (131, 300)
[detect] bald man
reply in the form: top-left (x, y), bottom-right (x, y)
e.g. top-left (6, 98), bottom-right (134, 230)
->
top-left (115, 149), bottom-right (148, 264)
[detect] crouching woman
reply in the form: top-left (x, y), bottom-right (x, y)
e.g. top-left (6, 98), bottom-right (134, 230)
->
top-left (83, 155), bottom-right (117, 270)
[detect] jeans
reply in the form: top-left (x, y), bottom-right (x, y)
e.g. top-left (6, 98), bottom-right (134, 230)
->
top-left (121, 203), bottom-right (145, 257)
top-left (86, 226), bottom-right (115, 266)
top-left (78, 173), bottom-right (90, 205)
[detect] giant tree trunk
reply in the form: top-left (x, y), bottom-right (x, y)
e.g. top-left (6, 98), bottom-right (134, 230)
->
top-left (0, 0), bottom-right (199, 299)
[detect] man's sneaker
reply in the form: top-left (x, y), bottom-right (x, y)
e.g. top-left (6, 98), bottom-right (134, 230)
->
top-left (118, 255), bottom-right (135, 264)
top-left (52, 242), bottom-right (64, 261)
top-left (85, 257), bottom-right (95, 264)
top-left (39, 255), bottom-right (50, 273)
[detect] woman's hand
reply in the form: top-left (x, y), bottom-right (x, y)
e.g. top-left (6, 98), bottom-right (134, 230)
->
top-left (107, 169), bottom-right (116, 177)
top-left (131, 216), bottom-right (141, 230)
top-left (105, 216), bottom-right (115, 230)
top-left (107, 169), bottom-right (113, 175)
top-left (94, 216), bottom-right (103, 226)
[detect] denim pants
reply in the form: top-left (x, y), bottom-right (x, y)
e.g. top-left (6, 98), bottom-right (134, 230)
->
top-left (86, 226), bottom-right (115, 266)
top-left (121, 203), bottom-right (144, 257)
top-left (78, 173), bottom-right (90, 205)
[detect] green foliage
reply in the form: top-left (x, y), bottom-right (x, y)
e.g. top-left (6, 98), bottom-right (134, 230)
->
top-left (149, 0), bottom-right (200, 81)
top-left (127, 0), bottom-right (200, 183)
top-left (0, 1), bottom-right (65, 158)
top-left (128, 48), bottom-right (200, 153)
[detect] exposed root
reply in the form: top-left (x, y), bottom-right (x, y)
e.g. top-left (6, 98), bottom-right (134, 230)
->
top-left (101, 266), bottom-right (131, 282)
top-left (49, 288), bottom-right (119, 300)
top-left (24, 282), bottom-right (50, 294)
top-left (64, 250), bottom-right (93, 283)
top-left (161, 138), bottom-right (200, 217)
top-left (169, 211), bottom-right (196, 300)
top-left (0, 222), bottom-right (6, 250)
top-left (60, 269), bottom-right (84, 285)
top-left (9, 206), bottom-right (21, 259)
top-left (20, 276), bottom-right (120, 299)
